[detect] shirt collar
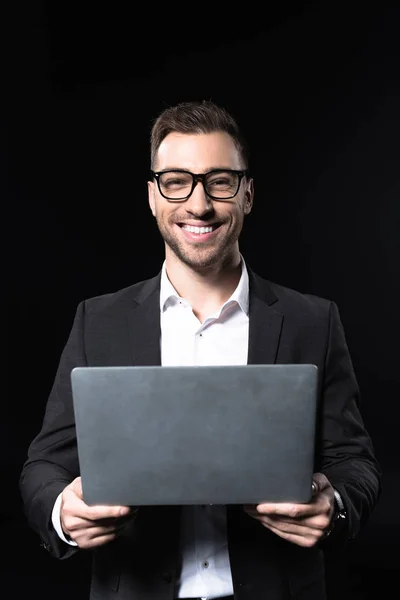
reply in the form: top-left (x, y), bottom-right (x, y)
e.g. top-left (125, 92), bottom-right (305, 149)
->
top-left (160, 255), bottom-right (249, 316)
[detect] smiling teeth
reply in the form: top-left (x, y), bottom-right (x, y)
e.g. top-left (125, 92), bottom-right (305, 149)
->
top-left (182, 225), bottom-right (214, 234)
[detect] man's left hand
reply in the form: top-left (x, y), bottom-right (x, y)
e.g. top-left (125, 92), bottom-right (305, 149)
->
top-left (243, 472), bottom-right (335, 547)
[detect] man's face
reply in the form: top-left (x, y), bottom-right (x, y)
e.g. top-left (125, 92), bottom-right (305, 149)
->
top-left (148, 132), bottom-right (254, 270)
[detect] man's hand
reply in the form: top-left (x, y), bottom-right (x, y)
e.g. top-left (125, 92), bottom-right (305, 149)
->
top-left (60, 477), bottom-right (138, 549)
top-left (243, 472), bottom-right (335, 547)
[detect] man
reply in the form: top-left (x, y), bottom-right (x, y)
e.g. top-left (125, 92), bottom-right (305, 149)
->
top-left (20, 100), bottom-right (381, 600)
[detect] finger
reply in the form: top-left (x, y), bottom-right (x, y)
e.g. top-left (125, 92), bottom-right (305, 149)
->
top-left (246, 506), bottom-right (327, 530)
top-left (243, 504), bottom-right (258, 514)
top-left (244, 504), bottom-right (304, 519)
top-left (95, 511), bottom-right (138, 527)
top-left (62, 505), bottom-right (138, 542)
top-left (66, 514), bottom-right (132, 530)
top-left (255, 502), bottom-right (317, 518)
top-left (243, 505), bottom-right (266, 520)
top-left (312, 472), bottom-right (329, 492)
top-left (67, 478), bottom-right (132, 520)
top-left (70, 500), bottom-right (132, 522)
top-left (258, 513), bottom-right (327, 534)
top-left (71, 476), bottom-right (84, 498)
top-left (260, 517), bottom-right (321, 548)
top-left (66, 515), bottom-right (132, 540)
top-left (74, 531), bottom-right (120, 550)
top-left (311, 480), bottom-right (319, 497)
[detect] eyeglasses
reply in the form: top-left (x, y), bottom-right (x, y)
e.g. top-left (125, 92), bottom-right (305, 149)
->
top-left (151, 169), bottom-right (249, 201)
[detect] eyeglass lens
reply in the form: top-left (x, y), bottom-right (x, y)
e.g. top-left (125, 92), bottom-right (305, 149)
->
top-left (158, 171), bottom-right (241, 200)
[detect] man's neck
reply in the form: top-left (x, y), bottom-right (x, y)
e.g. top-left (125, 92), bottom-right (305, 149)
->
top-left (165, 252), bottom-right (242, 322)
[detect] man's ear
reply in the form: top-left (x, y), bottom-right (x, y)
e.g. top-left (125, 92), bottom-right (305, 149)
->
top-left (244, 178), bottom-right (254, 215)
top-left (148, 180), bottom-right (156, 217)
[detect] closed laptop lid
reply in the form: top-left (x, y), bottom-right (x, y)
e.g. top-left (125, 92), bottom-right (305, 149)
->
top-left (71, 364), bottom-right (318, 506)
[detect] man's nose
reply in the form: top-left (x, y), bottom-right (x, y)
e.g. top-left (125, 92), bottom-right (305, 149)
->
top-left (184, 181), bottom-right (213, 215)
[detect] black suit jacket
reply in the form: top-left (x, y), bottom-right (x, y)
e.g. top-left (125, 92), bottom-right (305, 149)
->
top-left (19, 267), bottom-right (381, 600)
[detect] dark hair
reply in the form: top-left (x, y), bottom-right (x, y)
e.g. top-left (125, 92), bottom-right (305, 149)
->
top-left (150, 100), bottom-right (249, 170)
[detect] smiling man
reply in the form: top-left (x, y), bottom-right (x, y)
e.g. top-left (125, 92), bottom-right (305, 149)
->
top-left (148, 129), bottom-right (253, 321)
top-left (20, 100), bottom-right (381, 600)
top-left (149, 131), bottom-right (252, 267)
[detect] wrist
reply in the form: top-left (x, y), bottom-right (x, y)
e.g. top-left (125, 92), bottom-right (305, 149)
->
top-left (324, 488), bottom-right (347, 539)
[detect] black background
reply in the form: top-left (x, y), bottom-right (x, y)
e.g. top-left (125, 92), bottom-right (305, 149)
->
top-left (7, 1), bottom-right (400, 598)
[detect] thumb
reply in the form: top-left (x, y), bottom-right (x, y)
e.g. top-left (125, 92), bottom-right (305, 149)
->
top-left (312, 472), bottom-right (330, 496)
top-left (70, 476), bottom-right (84, 499)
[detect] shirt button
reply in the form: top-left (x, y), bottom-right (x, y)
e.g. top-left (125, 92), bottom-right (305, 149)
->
top-left (202, 560), bottom-right (209, 569)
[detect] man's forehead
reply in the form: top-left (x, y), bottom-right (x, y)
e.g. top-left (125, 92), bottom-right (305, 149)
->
top-left (155, 131), bottom-right (242, 170)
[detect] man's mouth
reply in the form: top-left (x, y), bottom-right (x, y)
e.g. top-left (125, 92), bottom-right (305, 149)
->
top-left (181, 224), bottom-right (218, 234)
top-left (177, 223), bottom-right (221, 239)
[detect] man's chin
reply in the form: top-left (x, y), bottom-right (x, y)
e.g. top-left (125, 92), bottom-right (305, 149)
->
top-left (172, 247), bottom-right (222, 270)
top-left (181, 255), bottom-right (220, 270)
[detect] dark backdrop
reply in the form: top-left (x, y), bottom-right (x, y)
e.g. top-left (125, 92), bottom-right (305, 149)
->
top-left (7, 2), bottom-right (400, 599)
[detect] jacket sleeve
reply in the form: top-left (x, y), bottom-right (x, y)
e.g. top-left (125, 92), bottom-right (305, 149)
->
top-left (319, 301), bottom-right (382, 546)
top-left (19, 301), bottom-right (87, 559)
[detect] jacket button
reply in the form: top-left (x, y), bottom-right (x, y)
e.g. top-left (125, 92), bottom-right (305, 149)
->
top-left (162, 571), bottom-right (172, 583)
top-left (40, 541), bottom-right (50, 552)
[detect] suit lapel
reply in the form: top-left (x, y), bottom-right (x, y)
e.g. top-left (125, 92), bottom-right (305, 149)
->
top-left (247, 269), bottom-right (284, 365)
top-left (125, 267), bottom-right (283, 367)
top-left (127, 274), bottom-right (162, 366)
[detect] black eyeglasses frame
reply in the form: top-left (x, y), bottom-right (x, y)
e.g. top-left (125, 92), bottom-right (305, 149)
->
top-left (151, 168), bottom-right (249, 201)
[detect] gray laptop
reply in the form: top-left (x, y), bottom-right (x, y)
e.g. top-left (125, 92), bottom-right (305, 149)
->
top-left (70, 364), bottom-right (318, 506)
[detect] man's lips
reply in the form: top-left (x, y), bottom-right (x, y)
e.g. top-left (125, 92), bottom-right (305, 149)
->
top-left (176, 222), bottom-right (221, 240)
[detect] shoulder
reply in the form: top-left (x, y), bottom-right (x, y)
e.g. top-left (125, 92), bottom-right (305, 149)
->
top-left (249, 268), bottom-right (334, 320)
top-left (272, 280), bottom-right (331, 312)
top-left (79, 273), bottom-right (161, 315)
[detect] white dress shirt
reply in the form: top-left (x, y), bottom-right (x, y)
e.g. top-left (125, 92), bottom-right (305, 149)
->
top-left (161, 258), bottom-right (249, 599)
top-left (52, 257), bottom-right (250, 600)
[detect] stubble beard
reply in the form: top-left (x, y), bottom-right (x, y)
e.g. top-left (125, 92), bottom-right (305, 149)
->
top-left (156, 217), bottom-right (243, 270)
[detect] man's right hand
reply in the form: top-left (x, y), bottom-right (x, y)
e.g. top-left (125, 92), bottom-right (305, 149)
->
top-left (60, 477), bottom-right (137, 549)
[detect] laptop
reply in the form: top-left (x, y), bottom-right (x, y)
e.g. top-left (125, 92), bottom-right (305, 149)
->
top-left (70, 364), bottom-right (318, 506)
